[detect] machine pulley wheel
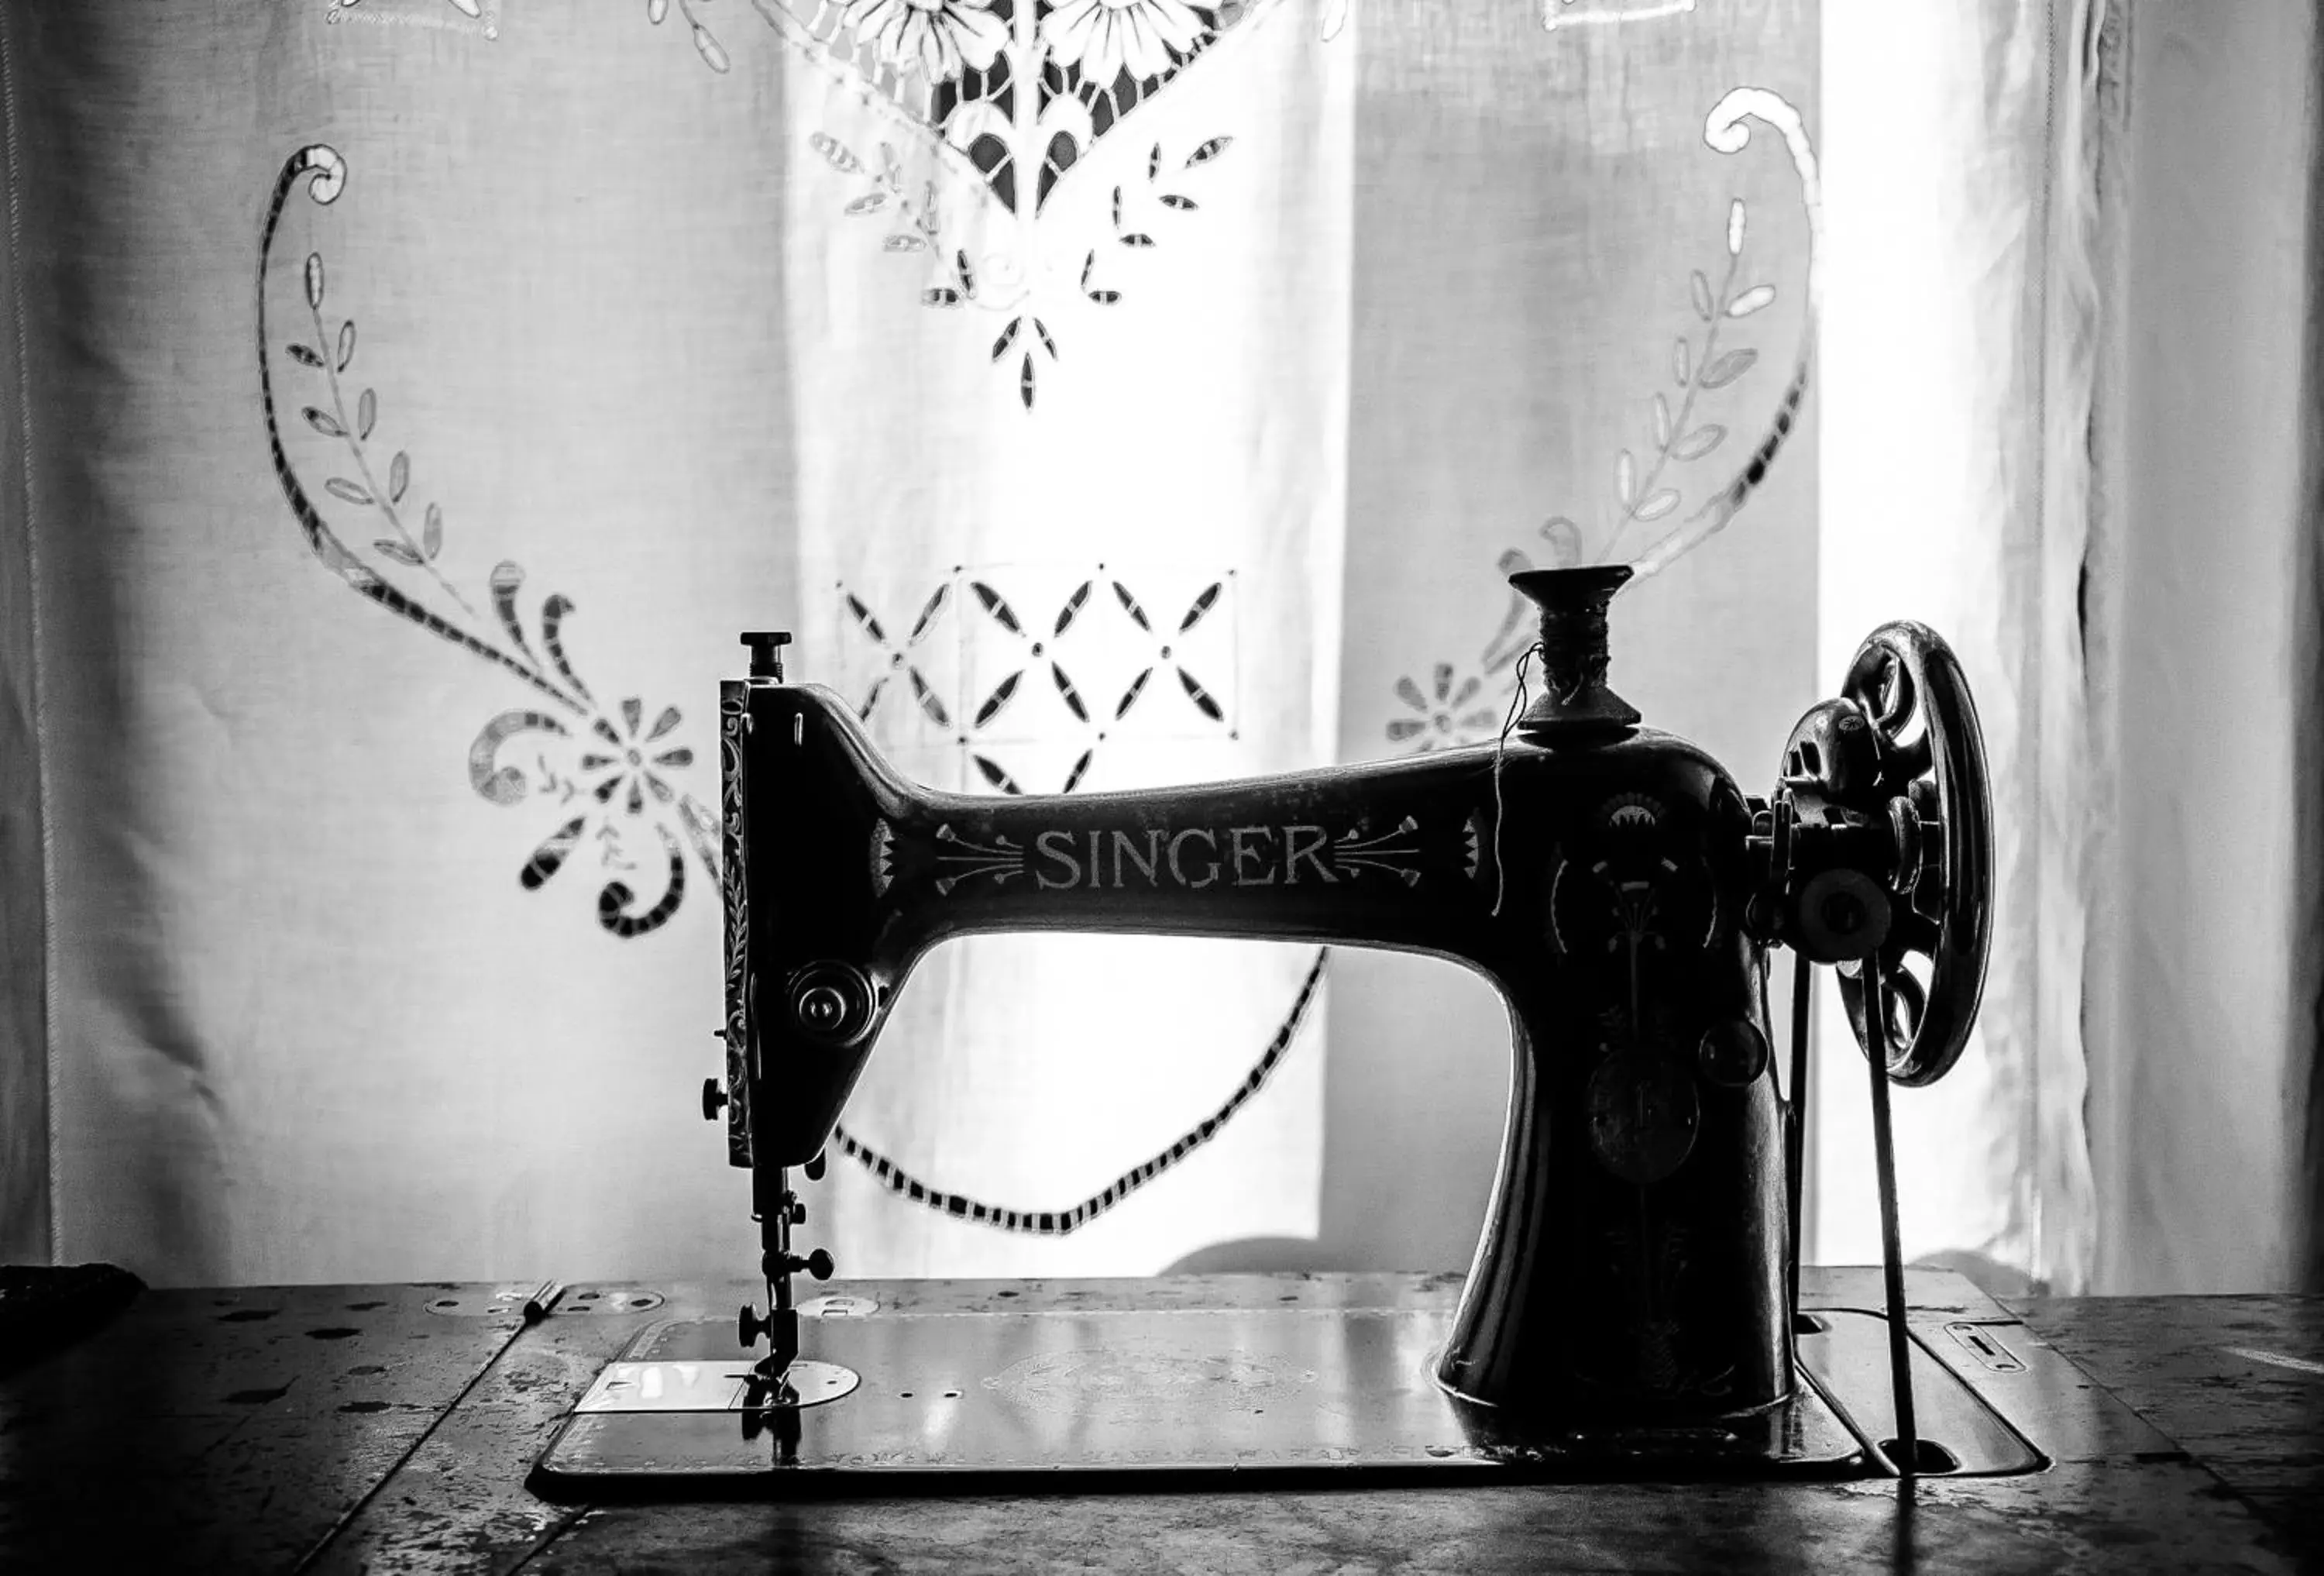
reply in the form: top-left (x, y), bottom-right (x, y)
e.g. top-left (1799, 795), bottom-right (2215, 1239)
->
top-left (1832, 623), bottom-right (1993, 1086)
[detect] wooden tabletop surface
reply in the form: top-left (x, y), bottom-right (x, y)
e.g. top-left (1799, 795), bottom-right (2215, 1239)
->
top-left (0, 1271), bottom-right (2315, 1574)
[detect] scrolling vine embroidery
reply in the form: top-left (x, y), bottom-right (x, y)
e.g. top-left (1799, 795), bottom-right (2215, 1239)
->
top-left (1387, 87), bottom-right (1822, 755)
top-left (260, 145), bottom-right (717, 938)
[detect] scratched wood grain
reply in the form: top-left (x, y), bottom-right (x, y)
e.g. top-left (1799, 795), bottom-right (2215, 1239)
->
top-left (526, 1463), bottom-right (2296, 1576)
top-left (2008, 1293), bottom-right (2324, 1560)
top-left (0, 1282), bottom-right (528, 1570)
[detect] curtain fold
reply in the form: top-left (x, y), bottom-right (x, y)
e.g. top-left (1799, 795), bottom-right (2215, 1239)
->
top-left (0, 3), bottom-right (51, 1267)
top-left (1813, 0), bottom-right (2099, 1294)
top-left (2307, 26), bottom-right (2324, 1301)
top-left (1822, 0), bottom-right (2324, 1298)
top-left (2083, 1), bottom-right (2321, 1295)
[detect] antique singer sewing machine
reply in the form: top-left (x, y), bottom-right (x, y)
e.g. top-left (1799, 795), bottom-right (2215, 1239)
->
top-left (539, 563), bottom-right (2057, 1488)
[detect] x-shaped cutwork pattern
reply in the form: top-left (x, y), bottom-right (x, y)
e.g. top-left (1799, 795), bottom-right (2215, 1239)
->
top-left (843, 583), bottom-right (955, 729)
top-left (1105, 577), bottom-right (1227, 723)
top-left (837, 564), bottom-right (1236, 793)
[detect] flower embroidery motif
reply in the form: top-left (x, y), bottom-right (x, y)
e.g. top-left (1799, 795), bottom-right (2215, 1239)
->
top-left (839, 0), bottom-right (1009, 83)
top-left (1043, 0), bottom-right (1208, 87)
top-left (1387, 663), bottom-right (1502, 754)
top-left (472, 682), bottom-right (719, 938)
top-left (579, 698), bottom-right (697, 815)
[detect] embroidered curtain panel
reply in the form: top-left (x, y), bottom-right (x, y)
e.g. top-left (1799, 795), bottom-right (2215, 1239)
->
top-left (0, 0), bottom-right (1853, 1288)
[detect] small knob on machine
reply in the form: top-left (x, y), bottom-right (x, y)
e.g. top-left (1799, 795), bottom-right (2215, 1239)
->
top-left (798, 1248), bottom-right (834, 1282)
top-left (737, 1303), bottom-right (770, 1349)
top-left (740, 631), bottom-right (792, 680)
top-left (786, 962), bottom-right (875, 1045)
top-left (796, 984), bottom-right (849, 1035)
top-left (701, 1078), bottom-right (728, 1121)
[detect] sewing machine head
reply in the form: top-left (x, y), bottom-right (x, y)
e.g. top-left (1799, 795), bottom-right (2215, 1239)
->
top-left (713, 565), bottom-right (1991, 1426)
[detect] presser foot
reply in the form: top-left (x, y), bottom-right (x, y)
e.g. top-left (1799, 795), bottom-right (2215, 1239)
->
top-left (741, 1359), bottom-right (861, 1414)
top-left (737, 1286), bottom-right (858, 1413)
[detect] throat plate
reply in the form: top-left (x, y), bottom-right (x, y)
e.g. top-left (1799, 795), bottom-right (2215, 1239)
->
top-left (576, 1357), bottom-right (860, 1413)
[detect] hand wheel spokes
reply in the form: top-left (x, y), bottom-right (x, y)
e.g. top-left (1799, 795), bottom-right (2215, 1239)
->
top-left (1843, 943), bottom-right (1932, 1074)
top-left (1844, 643), bottom-right (1934, 783)
top-left (1831, 623), bottom-right (1993, 1086)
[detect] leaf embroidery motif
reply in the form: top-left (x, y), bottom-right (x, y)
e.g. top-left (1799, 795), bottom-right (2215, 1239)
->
top-left (260, 144), bottom-right (715, 938)
top-left (1462, 85), bottom-right (1820, 735)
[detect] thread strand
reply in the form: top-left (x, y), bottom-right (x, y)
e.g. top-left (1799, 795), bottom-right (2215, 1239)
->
top-left (1490, 643), bottom-right (1542, 918)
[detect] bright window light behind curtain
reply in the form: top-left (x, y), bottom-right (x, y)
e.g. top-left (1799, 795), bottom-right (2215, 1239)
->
top-left (1, 0), bottom-right (1833, 1287)
top-left (1813, 0), bottom-right (2102, 1296)
top-left (1820, 0), bottom-right (2323, 1298)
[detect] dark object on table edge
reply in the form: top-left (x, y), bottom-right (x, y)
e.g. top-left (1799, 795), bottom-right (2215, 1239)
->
top-left (0, 1262), bottom-right (143, 1377)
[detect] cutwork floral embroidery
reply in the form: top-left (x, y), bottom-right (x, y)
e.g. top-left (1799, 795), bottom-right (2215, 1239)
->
top-left (1387, 664), bottom-right (1501, 753)
top-left (842, 0), bottom-right (1010, 80)
top-left (649, 0), bottom-right (1327, 407)
top-left (471, 661), bottom-right (719, 938)
top-left (1043, 0), bottom-right (1210, 84)
top-left (260, 144), bottom-right (716, 938)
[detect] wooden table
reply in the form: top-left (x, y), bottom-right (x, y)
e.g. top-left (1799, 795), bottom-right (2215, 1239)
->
top-left (1, 1271), bottom-right (2316, 1573)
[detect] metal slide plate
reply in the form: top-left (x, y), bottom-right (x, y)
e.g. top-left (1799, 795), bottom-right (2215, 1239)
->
top-left (533, 1299), bottom-right (2051, 1491)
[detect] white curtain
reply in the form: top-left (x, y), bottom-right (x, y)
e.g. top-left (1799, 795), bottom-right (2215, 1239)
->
top-left (782, 0), bottom-right (1352, 1276)
top-left (0, 1), bottom-right (1903, 1290)
top-left (1814, 0), bottom-right (2102, 1293)
top-left (2079, 2), bottom-right (2320, 1295)
top-left (1820, 0), bottom-right (2322, 1297)
top-left (0, 0), bottom-right (1355, 1285)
